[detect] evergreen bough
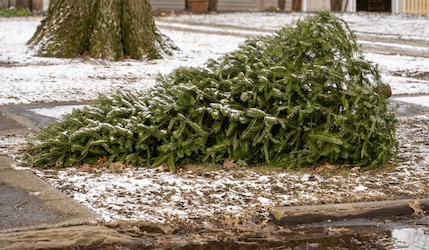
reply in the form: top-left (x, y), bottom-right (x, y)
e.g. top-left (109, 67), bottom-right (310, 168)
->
top-left (24, 12), bottom-right (397, 170)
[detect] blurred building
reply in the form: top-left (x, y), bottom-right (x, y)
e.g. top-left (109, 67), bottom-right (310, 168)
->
top-left (0, 0), bottom-right (48, 14)
top-left (0, 0), bottom-right (427, 15)
top-left (150, 0), bottom-right (429, 14)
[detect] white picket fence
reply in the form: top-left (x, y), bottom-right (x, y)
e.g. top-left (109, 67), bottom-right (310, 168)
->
top-left (403, 0), bottom-right (429, 14)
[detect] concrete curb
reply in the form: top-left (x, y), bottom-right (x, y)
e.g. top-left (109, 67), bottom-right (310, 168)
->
top-left (0, 225), bottom-right (140, 250)
top-left (270, 198), bottom-right (429, 225)
top-left (0, 156), bottom-right (147, 249)
top-left (0, 105), bottom-right (40, 133)
top-left (0, 156), bottom-right (101, 233)
top-left (0, 102), bottom-right (89, 134)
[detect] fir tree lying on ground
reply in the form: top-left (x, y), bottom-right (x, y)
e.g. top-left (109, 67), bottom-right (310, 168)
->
top-left (24, 12), bottom-right (397, 170)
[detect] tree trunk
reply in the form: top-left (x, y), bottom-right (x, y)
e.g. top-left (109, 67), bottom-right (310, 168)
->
top-left (28, 0), bottom-right (176, 61)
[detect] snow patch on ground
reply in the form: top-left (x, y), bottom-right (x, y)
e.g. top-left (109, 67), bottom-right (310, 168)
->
top-left (30, 105), bottom-right (88, 118)
top-left (0, 18), bottom-right (244, 105)
top-left (393, 96), bottom-right (429, 108)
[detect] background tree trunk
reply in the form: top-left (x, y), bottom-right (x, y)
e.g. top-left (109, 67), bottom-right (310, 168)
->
top-left (28, 0), bottom-right (175, 60)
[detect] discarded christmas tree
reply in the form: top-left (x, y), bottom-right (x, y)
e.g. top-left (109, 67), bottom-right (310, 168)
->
top-left (24, 12), bottom-right (397, 170)
top-left (28, 0), bottom-right (175, 60)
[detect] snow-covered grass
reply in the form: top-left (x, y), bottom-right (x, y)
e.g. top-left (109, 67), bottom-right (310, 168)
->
top-left (0, 18), bottom-right (243, 104)
top-left (1, 12), bottom-right (429, 228)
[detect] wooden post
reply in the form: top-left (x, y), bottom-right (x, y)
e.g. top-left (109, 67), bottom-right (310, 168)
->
top-left (189, 0), bottom-right (209, 13)
top-left (292, 0), bottom-right (302, 11)
top-left (208, 0), bottom-right (217, 11)
top-left (15, 0), bottom-right (29, 8)
top-left (32, 0), bottom-right (43, 14)
top-left (331, 0), bottom-right (342, 11)
top-left (0, 0), bottom-right (9, 8)
top-left (278, 0), bottom-right (285, 11)
top-left (258, 0), bottom-right (265, 10)
top-left (343, 0), bottom-right (349, 11)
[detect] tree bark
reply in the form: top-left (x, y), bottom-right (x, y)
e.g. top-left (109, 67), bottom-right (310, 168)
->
top-left (28, 0), bottom-right (175, 61)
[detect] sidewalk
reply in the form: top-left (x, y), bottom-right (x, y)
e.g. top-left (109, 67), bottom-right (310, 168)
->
top-left (0, 155), bottom-right (101, 233)
top-left (0, 155), bottom-right (142, 249)
top-left (0, 103), bottom-right (140, 249)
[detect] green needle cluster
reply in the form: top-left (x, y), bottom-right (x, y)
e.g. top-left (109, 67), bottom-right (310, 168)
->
top-left (25, 12), bottom-right (397, 170)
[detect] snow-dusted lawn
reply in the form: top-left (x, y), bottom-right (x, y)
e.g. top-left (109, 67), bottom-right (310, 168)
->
top-left (1, 12), bottom-right (429, 228)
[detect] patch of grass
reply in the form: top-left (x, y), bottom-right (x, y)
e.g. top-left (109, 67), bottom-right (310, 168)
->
top-left (0, 7), bottom-right (32, 17)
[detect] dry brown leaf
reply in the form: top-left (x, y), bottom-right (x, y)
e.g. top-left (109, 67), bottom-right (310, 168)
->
top-left (261, 217), bottom-right (270, 225)
top-left (221, 216), bottom-right (241, 227)
top-left (79, 163), bottom-right (93, 172)
top-left (277, 225), bottom-right (292, 233)
top-left (223, 159), bottom-right (238, 169)
top-left (77, 157), bottom-right (134, 173)
top-left (109, 162), bottom-right (127, 173)
top-left (325, 227), bottom-right (349, 236)
top-left (155, 163), bottom-right (169, 173)
top-left (419, 184), bottom-right (429, 191)
top-left (241, 220), bottom-right (260, 231)
top-left (95, 156), bottom-right (108, 168)
top-left (314, 162), bottom-right (339, 173)
top-left (314, 165), bottom-right (326, 173)
top-left (76, 156), bottom-right (107, 172)
top-left (324, 162), bottom-right (339, 170)
top-left (350, 166), bottom-right (361, 172)
top-left (409, 199), bottom-right (425, 217)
